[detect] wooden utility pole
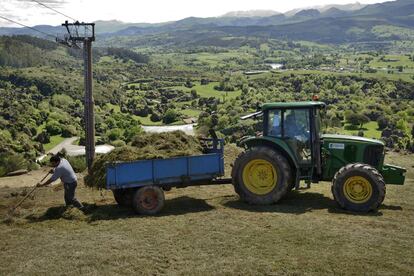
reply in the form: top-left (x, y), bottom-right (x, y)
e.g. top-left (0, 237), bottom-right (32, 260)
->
top-left (61, 21), bottom-right (96, 172)
top-left (83, 38), bottom-right (95, 171)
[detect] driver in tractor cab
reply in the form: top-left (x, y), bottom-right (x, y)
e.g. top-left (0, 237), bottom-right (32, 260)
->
top-left (284, 113), bottom-right (300, 138)
top-left (284, 112), bottom-right (310, 162)
top-left (285, 112), bottom-right (310, 142)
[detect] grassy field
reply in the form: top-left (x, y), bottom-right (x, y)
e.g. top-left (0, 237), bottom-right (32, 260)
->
top-left (152, 50), bottom-right (255, 68)
top-left (179, 108), bottom-right (201, 118)
top-left (340, 121), bottom-right (382, 139)
top-left (0, 150), bottom-right (413, 275)
top-left (172, 82), bottom-right (242, 100)
top-left (133, 115), bottom-right (163, 126)
top-left (370, 54), bottom-right (414, 69)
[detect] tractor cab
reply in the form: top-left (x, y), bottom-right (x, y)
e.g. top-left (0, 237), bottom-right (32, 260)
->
top-left (260, 101), bottom-right (326, 183)
top-left (264, 102), bottom-right (325, 164)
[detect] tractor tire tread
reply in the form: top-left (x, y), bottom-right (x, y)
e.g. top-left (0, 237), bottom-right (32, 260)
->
top-left (332, 163), bottom-right (385, 212)
top-left (232, 146), bottom-right (292, 205)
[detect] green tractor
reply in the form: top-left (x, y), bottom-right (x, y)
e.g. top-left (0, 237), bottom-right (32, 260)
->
top-left (232, 101), bottom-right (406, 212)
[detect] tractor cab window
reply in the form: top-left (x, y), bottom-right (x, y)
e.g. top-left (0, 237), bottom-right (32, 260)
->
top-left (268, 109), bottom-right (282, 137)
top-left (283, 109), bottom-right (311, 163)
top-left (317, 108), bottom-right (325, 134)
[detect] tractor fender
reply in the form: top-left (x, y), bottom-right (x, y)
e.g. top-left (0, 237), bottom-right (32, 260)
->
top-left (239, 136), bottom-right (299, 173)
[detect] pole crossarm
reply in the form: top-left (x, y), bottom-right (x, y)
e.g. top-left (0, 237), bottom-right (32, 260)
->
top-left (62, 21), bottom-right (95, 42)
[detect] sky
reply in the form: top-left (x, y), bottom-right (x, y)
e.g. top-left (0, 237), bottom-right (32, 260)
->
top-left (0, 0), bottom-right (391, 27)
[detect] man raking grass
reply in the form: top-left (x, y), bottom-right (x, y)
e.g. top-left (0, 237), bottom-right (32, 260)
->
top-left (38, 155), bottom-right (83, 209)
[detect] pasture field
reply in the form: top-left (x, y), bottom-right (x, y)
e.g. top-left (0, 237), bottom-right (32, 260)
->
top-left (188, 51), bottom-right (255, 66)
top-left (151, 51), bottom-right (256, 68)
top-left (133, 115), bottom-right (164, 126)
top-left (0, 151), bottom-right (413, 275)
top-left (179, 108), bottom-right (201, 118)
top-left (370, 54), bottom-right (414, 69)
top-left (172, 82), bottom-right (242, 100)
top-left (340, 121), bottom-right (382, 139)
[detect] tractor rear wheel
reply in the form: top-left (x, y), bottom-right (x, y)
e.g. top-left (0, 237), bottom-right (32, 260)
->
top-left (332, 163), bottom-right (385, 212)
top-left (113, 189), bottom-right (133, 207)
top-left (231, 147), bottom-right (292, 205)
top-left (132, 186), bottom-right (165, 215)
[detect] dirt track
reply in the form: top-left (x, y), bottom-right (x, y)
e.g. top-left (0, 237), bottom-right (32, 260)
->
top-left (141, 124), bottom-right (194, 135)
top-left (0, 168), bottom-right (57, 188)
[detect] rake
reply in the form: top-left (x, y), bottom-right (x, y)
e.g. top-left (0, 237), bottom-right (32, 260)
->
top-left (6, 171), bottom-right (51, 217)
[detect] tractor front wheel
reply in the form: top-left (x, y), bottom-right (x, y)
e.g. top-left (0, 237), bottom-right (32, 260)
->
top-left (332, 163), bottom-right (385, 212)
top-left (132, 186), bottom-right (165, 215)
top-left (231, 147), bottom-right (292, 205)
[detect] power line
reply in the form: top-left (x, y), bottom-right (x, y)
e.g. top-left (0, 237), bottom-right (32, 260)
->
top-left (27, 0), bottom-right (92, 33)
top-left (29, 0), bottom-right (78, 22)
top-left (0, 14), bottom-right (82, 52)
top-left (0, 14), bottom-right (57, 39)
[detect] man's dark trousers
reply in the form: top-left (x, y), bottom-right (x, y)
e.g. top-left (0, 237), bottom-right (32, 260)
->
top-left (64, 181), bottom-right (83, 208)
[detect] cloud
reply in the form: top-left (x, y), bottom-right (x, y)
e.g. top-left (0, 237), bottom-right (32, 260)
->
top-left (14, 0), bottom-right (67, 7)
top-left (0, 12), bottom-right (26, 27)
top-left (0, 0), bottom-right (71, 27)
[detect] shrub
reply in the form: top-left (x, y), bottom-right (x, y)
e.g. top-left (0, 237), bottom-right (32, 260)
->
top-left (150, 112), bottom-right (162, 122)
top-left (61, 125), bottom-right (78, 138)
top-left (377, 116), bottom-right (389, 130)
top-left (46, 120), bottom-right (62, 135)
top-left (35, 131), bottom-right (50, 144)
top-left (106, 128), bottom-right (123, 141)
top-left (163, 109), bottom-right (179, 124)
top-left (28, 162), bottom-right (40, 171)
top-left (110, 139), bottom-right (126, 147)
top-left (185, 80), bottom-right (194, 88)
top-left (134, 105), bottom-right (149, 117)
top-left (0, 153), bottom-right (28, 175)
top-left (51, 94), bottom-right (74, 109)
top-left (66, 156), bottom-right (87, 173)
top-left (396, 118), bottom-right (409, 134)
top-left (124, 126), bottom-right (143, 143)
top-left (346, 113), bottom-right (369, 128)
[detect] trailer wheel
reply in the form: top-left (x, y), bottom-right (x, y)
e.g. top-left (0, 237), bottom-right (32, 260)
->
top-left (231, 147), bottom-right (292, 205)
top-left (332, 163), bottom-right (385, 212)
top-left (112, 189), bottom-right (133, 207)
top-left (132, 186), bottom-right (165, 215)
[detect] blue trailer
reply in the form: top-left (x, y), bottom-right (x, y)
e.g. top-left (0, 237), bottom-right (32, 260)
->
top-left (106, 138), bottom-right (231, 214)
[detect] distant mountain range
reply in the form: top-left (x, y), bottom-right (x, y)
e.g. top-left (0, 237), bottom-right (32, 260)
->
top-left (221, 10), bottom-right (282, 18)
top-left (1, 0), bottom-right (413, 45)
top-left (284, 2), bottom-right (367, 16)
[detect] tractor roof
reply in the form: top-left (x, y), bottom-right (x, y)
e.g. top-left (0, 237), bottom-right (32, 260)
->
top-left (262, 101), bottom-right (326, 110)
